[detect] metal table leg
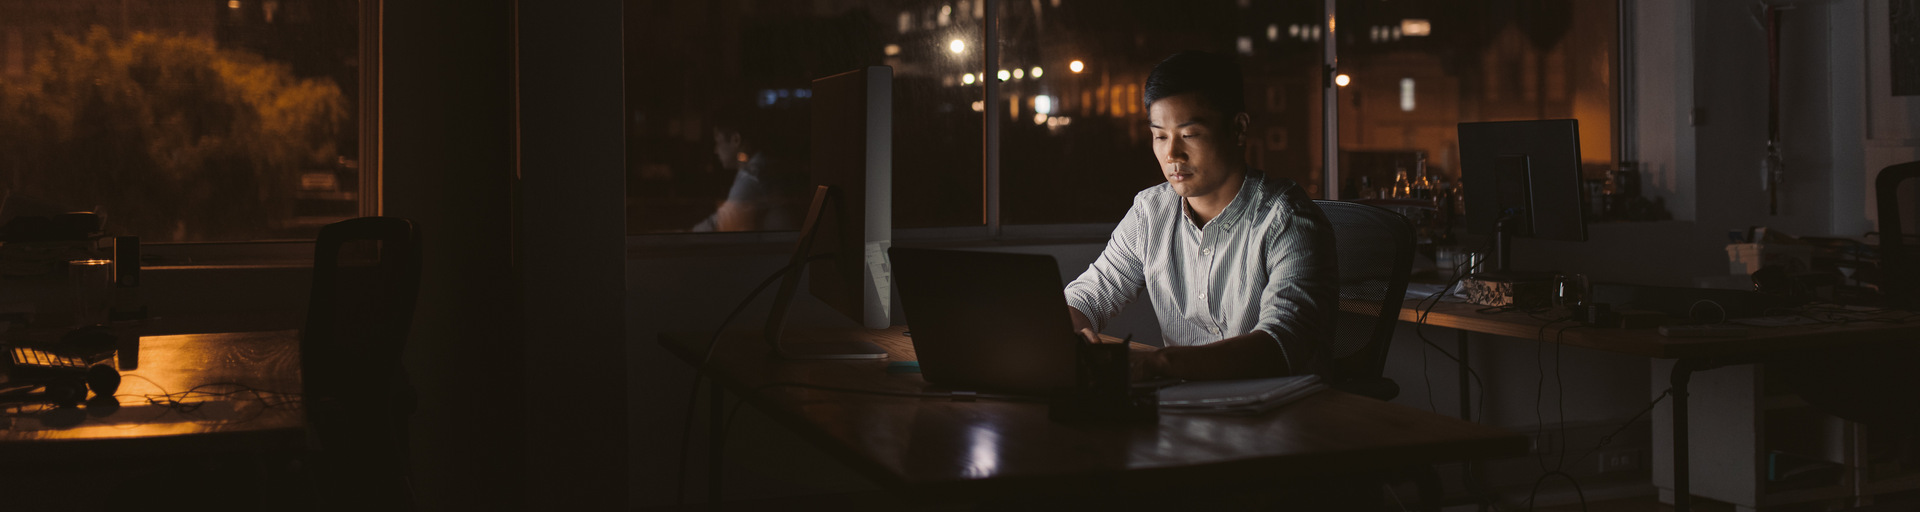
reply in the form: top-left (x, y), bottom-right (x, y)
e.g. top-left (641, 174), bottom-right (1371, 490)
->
top-left (710, 380), bottom-right (724, 507)
top-left (1671, 358), bottom-right (1704, 512)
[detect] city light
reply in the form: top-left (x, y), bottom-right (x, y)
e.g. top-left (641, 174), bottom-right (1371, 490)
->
top-left (950, 39), bottom-right (965, 54)
top-left (997, 69), bottom-right (1010, 81)
top-left (1267, 24), bottom-right (1280, 42)
top-left (1031, 66), bottom-right (1043, 78)
top-left (962, 73), bottom-right (976, 85)
top-left (1012, 68), bottom-right (1024, 79)
top-left (1069, 60), bottom-right (1084, 73)
top-left (1335, 74), bottom-right (1351, 87)
top-left (971, 100), bottom-right (985, 112)
top-left (1034, 95), bottom-right (1052, 115)
top-left (1402, 19), bottom-right (1432, 37)
top-left (1399, 78), bottom-right (1416, 111)
top-left (228, 0), bottom-right (240, 8)
top-left (1034, 113), bottom-right (1048, 125)
top-left (884, 44), bottom-right (901, 56)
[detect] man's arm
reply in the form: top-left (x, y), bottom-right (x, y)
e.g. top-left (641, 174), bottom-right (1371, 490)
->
top-left (1064, 200), bottom-right (1150, 334)
top-left (1130, 189), bottom-right (1337, 382)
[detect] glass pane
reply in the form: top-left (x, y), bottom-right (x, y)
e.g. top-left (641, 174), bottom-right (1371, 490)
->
top-left (1000, 0), bottom-right (1328, 225)
top-left (1333, 0), bottom-right (1618, 203)
top-left (625, 0), bottom-right (985, 234)
top-left (0, 1), bottom-right (363, 242)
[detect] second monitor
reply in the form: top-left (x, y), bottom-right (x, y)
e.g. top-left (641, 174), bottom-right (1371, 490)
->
top-left (1458, 119), bottom-right (1589, 274)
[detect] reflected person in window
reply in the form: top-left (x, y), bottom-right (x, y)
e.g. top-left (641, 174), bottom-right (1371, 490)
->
top-left (1065, 51), bottom-right (1338, 381)
top-left (690, 113), bottom-right (801, 232)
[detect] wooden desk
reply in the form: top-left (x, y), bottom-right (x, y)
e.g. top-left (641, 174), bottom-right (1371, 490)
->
top-left (0, 330), bottom-right (303, 455)
top-left (1351, 297), bottom-right (1920, 511)
top-left (661, 326), bottom-right (1528, 501)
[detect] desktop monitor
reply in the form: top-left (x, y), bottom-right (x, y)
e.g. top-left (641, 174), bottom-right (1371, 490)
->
top-left (1458, 119), bottom-right (1588, 273)
top-left (761, 66), bottom-right (893, 359)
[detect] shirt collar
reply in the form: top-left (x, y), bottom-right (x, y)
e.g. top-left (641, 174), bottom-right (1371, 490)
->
top-left (1186, 171), bottom-right (1259, 232)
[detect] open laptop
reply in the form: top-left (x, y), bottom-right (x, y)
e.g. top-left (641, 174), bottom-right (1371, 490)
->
top-left (888, 248), bottom-right (1078, 394)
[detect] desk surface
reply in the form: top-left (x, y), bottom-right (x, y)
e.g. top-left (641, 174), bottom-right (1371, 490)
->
top-left (662, 327), bottom-right (1527, 496)
top-left (1353, 298), bottom-right (1920, 360)
top-left (0, 330), bottom-right (303, 452)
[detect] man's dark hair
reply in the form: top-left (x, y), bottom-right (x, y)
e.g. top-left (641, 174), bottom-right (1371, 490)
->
top-left (1142, 51), bottom-right (1246, 116)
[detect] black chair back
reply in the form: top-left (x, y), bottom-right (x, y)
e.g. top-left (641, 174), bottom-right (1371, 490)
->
top-left (301, 216), bottom-right (421, 506)
top-left (1315, 200), bottom-right (1415, 400)
top-left (1876, 161), bottom-right (1920, 305)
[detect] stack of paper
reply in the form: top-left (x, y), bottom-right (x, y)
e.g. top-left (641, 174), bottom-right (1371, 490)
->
top-left (1157, 375), bottom-right (1327, 415)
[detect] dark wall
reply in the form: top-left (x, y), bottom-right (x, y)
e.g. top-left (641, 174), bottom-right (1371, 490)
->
top-left (518, 0), bottom-right (628, 508)
top-left (382, 1), bottom-right (524, 510)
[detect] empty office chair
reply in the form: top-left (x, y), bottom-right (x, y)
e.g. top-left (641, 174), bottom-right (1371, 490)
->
top-left (301, 216), bottom-right (422, 509)
top-left (1314, 200), bottom-right (1415, 401)
top-left (1875, 161), bottom-right (1920, 305)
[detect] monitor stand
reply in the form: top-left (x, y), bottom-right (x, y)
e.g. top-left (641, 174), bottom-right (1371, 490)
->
top-left (760, 186), bottom-right (889, 361)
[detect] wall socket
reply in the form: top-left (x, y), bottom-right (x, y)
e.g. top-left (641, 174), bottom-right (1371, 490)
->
top-left (1597, 448), bottom-right (1645, 473)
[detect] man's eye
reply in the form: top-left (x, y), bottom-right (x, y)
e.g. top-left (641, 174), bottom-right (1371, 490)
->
top-left (1153, 135), bottom-right (1168, 141)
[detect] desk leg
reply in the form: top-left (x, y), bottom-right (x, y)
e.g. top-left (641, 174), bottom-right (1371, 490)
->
top-left (710, 380), bottom-right (724, 507)
top-left (1457, 330), bottom-right (1491, 512)
top-left (1458, 330), bottom-right (1471, 422)
top-left (1670, 358), bottom-right (1702, 512)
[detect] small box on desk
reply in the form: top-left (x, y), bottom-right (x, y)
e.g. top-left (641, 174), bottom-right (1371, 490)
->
top-left (1462, 273), bottom-right (1554, 308)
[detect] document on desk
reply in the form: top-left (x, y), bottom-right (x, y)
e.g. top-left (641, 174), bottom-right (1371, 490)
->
top-left (1158, 375), bottom-right (1327, 415)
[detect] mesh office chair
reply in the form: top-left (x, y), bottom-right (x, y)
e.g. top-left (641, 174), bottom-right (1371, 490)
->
top-left (1769, 162), bottom-right (1920, 510)
top-left (1315, 200), bottom-right (1415, 401)
top-left (302, 216), bottom-right (422, 508)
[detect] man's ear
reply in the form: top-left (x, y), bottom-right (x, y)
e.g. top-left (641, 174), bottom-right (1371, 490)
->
top-left (1233, 112), bottom-right (1251, 146)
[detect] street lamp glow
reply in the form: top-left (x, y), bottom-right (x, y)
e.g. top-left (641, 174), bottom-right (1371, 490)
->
top-left (997, 69), bottom-right (1011, 81)
top-left (962, 73), bottom-right (976, 85)
top-left (1012, 68), bottom-right (1024, 79)
top-left (949, 39), bottom-right (966, 54)
top-left (1335, 74), bottom-right (1351, 87)
top-left (1030, 66), bottom-right (1043, 78)
top-left (1069, 60), bottom-right (1085, 73)
top-left (1034, 95), bottom-right (1052, 114)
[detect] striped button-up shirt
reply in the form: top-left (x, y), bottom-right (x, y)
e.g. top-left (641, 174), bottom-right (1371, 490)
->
top-left (1064, 171), bottom-right (1337, 373)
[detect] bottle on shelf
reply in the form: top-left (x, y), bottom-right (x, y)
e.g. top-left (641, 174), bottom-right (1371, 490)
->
top-left (1357, 175), bottom-right (1378, 201)
top-left (1412, 153), bottom-right (1434, 202)
top-left (1391, 168), bottom-right (1412, 199)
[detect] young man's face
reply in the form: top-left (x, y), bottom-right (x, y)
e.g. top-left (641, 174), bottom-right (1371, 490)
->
top-left (1148, 93), bottom-right (1245, 199)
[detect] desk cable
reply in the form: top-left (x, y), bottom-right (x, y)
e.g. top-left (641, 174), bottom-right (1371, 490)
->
top-left (673, 254), bottom-right (832, 508)
top-left (1410, 243), bottom-right (1492, 422)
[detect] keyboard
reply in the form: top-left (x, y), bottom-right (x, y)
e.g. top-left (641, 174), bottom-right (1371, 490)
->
top-left (8, 346), bottom-right (107, 371)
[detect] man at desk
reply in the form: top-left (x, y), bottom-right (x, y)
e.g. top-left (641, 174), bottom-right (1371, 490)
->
top-left (1066, 51), bottom-right (1338, 382)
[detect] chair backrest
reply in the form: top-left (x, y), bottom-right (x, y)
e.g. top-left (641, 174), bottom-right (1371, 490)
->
top-left (301, 216), bottom-right (422, 448)
top-left (1876, 161), bottom-right (1920, 305)
top-left (1314, 200), bottom-right (1415, 388)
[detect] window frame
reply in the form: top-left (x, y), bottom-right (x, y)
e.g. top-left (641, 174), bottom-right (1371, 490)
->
top-left (624, 0), bottom-right (1636, 250)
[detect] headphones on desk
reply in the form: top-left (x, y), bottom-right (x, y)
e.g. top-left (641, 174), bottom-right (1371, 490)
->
top-left (0, 364), bottom-right (121, 410)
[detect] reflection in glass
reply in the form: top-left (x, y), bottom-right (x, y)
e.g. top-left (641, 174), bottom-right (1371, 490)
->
top-left (625, 0), bottom-right (985, 233)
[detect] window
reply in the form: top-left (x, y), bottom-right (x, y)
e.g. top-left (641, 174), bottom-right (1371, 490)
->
top-left (0, 0), bottom-right (369, 243)
top-left (625, 0), bottom-right (1625, 235)
top-left (997, 1), bottom-right (1329, 225)
top-left (625, 0), bottom-right (984, 234)
top-left (1334, 0), bottom-right (1621, 199)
